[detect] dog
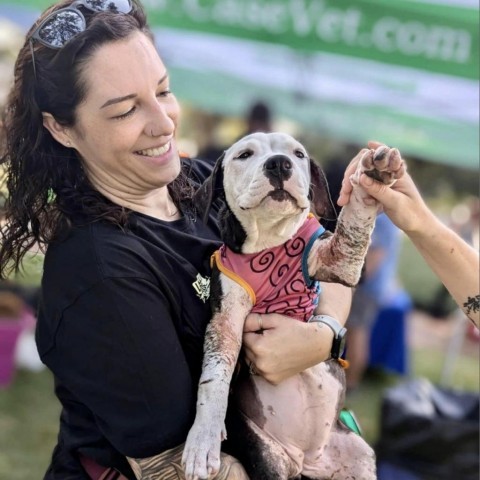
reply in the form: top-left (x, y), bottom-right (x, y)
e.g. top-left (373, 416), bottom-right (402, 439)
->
top-left (182, 132), bottom-right (405, 480)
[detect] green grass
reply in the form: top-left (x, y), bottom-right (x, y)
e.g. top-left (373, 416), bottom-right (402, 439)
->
top-left (0, 370), bottom-right (59, 479)
top-left (11, 252), bottom-right (45, 287)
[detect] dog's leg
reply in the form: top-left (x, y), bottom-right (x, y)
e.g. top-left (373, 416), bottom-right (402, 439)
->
top-left (303, 422), bottom-right (376, 480)
top-left (308, 147), bottom-right (404, 287)
top-left (226, 409), bottom-right (299, 480)
top-left (182, 277), bottom-right (252, 480)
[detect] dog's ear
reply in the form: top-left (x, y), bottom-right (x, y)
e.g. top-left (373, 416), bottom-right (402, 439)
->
top-left (219, 203), bottom-right (247, 253)
top-left (194, 152), bottom-right (225, 224)
top-left (308, 158), bottom-right (337, 222)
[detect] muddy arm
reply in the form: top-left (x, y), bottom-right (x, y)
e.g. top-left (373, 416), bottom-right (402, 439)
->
top-left (182, 276), bottom-right (252, 480)
top-left (308, 146), bottom-right (404, 287)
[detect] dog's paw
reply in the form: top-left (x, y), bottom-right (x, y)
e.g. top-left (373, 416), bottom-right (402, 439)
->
top-left (182, 421), bottom-right (227, 480)
top-left (359, 145), bottom-right (405, 186)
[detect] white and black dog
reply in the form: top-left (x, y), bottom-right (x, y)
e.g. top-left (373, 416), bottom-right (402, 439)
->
top-left (182, 132), bottom-right (404, 480)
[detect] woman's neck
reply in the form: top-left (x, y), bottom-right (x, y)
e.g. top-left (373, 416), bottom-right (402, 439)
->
top-left (96, 183), bottom-right (181, 222)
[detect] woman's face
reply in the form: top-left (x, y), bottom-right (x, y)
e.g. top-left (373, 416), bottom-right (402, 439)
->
top-left (68, 31), bottom-right (181, 198)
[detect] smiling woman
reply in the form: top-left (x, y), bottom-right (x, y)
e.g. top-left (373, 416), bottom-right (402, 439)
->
top-left (0, 1), bottom-right (353, 478)
top-left (41, 32), bottom-right (182, 219)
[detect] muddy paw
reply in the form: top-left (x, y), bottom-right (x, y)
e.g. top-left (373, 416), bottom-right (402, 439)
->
top-left (182, 421), bottom-right (226, 480)
top-left (361, 145), bottom-right (405, 185)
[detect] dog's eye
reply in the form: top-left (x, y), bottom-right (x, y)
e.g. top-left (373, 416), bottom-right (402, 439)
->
top-left (236, 150), bottom-right (253, 160)
top-left (294, 150), bottom-right (306, 159)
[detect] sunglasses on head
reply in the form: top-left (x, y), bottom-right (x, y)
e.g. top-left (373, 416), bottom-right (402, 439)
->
top-left (30, 0), bottom-right (132, 49)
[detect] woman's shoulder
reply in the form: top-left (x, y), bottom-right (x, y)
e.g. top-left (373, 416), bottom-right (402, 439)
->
top-left (44, 221), bottom-right (152, 281)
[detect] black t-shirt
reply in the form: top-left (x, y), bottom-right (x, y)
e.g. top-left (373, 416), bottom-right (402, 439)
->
top-left (36, 160), bottom-right (222, 478)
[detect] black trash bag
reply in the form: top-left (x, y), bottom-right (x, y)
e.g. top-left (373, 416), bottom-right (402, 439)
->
top-left (376, 377), bottom-right (479, 480)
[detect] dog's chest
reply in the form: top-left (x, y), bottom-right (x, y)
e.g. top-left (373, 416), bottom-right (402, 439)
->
top-left (216, 216), bottom-right (324, 321)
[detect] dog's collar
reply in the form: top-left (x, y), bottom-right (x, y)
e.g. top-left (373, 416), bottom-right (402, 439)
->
top-left (301, 220), bottom-right (325, 288)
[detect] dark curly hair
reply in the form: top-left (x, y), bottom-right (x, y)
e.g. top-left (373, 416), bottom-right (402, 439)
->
top-left (0, 0), bottom-right (195, 278)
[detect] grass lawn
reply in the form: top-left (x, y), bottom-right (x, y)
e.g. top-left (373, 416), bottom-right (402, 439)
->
top-left (0, 370), bottom-right (59, 479)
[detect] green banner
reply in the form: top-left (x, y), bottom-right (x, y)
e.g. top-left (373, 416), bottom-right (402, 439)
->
top-left (1, 0), bottom-right (478, 168)
top-left (143, 0), bottom-right (478, 80)
top-left (2, 0), bottom-right (478, 79)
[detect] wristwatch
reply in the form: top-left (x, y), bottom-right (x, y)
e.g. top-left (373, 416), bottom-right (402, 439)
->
top-left (308, 315), bottom-right (347, 359)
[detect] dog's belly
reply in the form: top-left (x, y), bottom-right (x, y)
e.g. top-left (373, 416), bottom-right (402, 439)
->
top-left (234, 362), bottom-right (343, 463)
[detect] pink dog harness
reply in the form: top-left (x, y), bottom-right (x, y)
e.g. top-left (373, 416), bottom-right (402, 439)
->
top-left (211, 215), bottom-right (325, 322)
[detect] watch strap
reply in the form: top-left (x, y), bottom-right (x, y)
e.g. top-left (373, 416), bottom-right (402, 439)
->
top-left (308, 314), bottom-right (343, 335)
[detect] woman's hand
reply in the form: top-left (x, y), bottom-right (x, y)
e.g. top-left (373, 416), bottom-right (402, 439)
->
top-left (242, 313), bottom-right (334, 385)
top-left (242, 283), bottom-right (351, 384)
top-left (338, 141), bottom-right (431, 234)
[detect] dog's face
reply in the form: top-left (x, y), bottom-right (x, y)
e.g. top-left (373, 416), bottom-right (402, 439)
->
top-left (195, 132), bottom-right (335, 252)
top-left (223, 132), bottom-right (311, 222)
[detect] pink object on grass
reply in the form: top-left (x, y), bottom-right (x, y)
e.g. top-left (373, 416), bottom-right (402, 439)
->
top-left (0, 310), bottom-right (32, 387)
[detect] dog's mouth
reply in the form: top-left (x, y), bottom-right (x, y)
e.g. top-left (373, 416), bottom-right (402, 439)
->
top-left (239, 188), bottom-right (307, 211)
top-left (267, 189), bottom-right (296, 203)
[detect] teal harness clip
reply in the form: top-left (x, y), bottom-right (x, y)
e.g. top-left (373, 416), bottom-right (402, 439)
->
top-left (339, 409), bottom-right (363, 436)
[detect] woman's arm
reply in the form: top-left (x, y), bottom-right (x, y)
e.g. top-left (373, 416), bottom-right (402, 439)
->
top-left (405, 209), bottom-right (479, 327)
top-left (242, 282), bottom-right (352, 384)
top-left (338, 144), bottom-right (479, 327)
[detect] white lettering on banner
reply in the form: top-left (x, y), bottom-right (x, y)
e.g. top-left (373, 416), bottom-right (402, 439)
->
top-left (315, 8), bottom-right (362, 43)
top-left (316, 8), bottom-right (344, 42)
top-left (425, 28), bottom-right (470, 63)
top-left (372, 17), bottom-right (471, 63)
top-left (290, 0), bottom-right (326, 37)
top-left (258, 3), bottom-right (289, 34)
top-left (209, 0), bottom-right (290, 33)
top-left (373, 18), bottom-right (403, 53)
top-left (342, 9), bottom-right (362, 45)
top-left (154, 0), bottom-right (472, 67)
top-left (397, 21), bottom-right (427, 55)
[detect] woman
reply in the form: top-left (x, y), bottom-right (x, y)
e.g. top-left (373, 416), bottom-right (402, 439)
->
top-left (0, 1), bottom-right (351, 478)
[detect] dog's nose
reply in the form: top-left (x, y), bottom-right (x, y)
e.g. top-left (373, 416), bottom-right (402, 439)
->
top-left (264, 155), bottom-right (292, 179)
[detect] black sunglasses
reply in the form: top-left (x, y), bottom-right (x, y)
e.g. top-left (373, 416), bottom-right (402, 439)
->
top-left (30, 0), bottom-right (132, 49)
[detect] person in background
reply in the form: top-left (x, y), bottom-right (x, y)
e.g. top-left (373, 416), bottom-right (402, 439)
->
top-left (243, 100), bottom-right (272, 136)
top-left (198, 100), bottom-right (274, 165)
top-left (195, 113), bottom-right (226, 165)
top-left (338, 142), bottom-right (479, 328)
top-left (0, 1), bottom-right (352, 478)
